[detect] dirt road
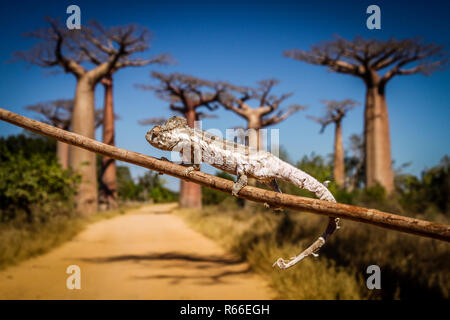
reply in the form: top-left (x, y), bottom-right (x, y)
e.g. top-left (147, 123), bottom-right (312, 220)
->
top-left (0, 203), bottom-right (274, 299)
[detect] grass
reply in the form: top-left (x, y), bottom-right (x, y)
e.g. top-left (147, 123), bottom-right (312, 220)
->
top-left (0, 204), bottom-right (140, 271)
top-left (175, 201), bottom-right (362, 299)
top-left (175, 200), bottom-right (450, 300)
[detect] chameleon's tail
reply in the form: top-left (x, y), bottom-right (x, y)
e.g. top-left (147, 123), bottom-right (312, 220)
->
top-left (280, 164), bottom-right (336, 202)
top-left (273, 165), bottom-right (340, 269)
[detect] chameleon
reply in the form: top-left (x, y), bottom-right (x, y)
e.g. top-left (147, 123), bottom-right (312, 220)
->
top-left (145, 116), bottom-right (340, 269)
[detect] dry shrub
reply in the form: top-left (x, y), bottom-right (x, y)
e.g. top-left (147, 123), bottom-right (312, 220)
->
top-left (176, 203), bottom-right (449, 300)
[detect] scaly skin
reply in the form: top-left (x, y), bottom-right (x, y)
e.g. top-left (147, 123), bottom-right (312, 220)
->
top-left (146, 116), bottom-right (340, 269)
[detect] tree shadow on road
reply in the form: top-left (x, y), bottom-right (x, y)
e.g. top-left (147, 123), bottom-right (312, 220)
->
top-left (79, 251), bottom-right (252, 285)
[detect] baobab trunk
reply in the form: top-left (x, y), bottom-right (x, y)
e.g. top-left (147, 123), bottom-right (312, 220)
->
top-left (179, 108), bottom-right (202, 209)
top-left (247, 116), bottom-right (263, 151)
top-left (364, 85), bottom-right (394, 193)
top-left (56, 139), bottom-right (69, 170)
top-left (100, 77), bottom-right (118, 210)
top-left (245, 118), bottom-right (263, 209)
top-left (70, 77), bottom-right (98, 215)
top-left (333, 120), bottom-right (345, 188)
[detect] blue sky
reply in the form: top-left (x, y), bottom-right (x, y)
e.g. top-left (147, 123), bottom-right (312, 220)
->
top-left (0, 0), bottom-right (449, 191)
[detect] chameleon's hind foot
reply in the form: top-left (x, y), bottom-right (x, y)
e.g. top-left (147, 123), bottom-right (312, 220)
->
top-left (231, 174), bottom-right (248, 197)
top-left (231, 184), bottom-right (242, 197)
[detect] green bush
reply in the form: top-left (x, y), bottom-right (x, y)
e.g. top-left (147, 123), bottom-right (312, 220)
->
top-left (396, 155), bottom-right (449, 215)
top-left (0, 151), bottom-right (79, 223)
top-left (116, 166), bottom-right (177, 203)
top-left (0, 133), bottom-right (56, 162)
top-left (282, 151), bottom-right (450, 217)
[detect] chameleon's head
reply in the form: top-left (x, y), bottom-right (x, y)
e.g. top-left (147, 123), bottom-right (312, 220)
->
top-left (146, 116), bottom-right (188, 151)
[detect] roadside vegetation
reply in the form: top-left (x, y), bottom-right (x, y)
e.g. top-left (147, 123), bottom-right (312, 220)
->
top-left (1, 133), bottom-right (448, 299)
top-left (0, 133), bottom-right (175, 270)
top-left (177, 147), bottom-right (449, 300)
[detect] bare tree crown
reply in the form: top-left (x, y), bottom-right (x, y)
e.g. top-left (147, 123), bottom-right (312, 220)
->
top-left (219, 78), bottom-right (306, 127)
top-left (137, 72), bottom-right (228, 124)
top-left (26, 99), bottom-right (109, 129)
top-left (26, 99), bottom-right (74, 130)
top-left (15, 18), bottom-right (171, 80)
top-left (284, 36), bottom-right (448, 86)
top-left (308, 99), bottom-right (359, 133)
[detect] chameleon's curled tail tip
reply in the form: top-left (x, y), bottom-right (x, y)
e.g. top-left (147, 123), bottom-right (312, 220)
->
top-left (272, 258), bottom-right (290, 269)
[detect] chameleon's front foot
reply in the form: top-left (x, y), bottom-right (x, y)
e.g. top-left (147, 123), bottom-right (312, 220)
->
top-left (184, 164), bottom-right (200, 177)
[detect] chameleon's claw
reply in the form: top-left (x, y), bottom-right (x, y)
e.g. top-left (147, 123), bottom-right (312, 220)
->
top-left (231, 174), bottom-right (247, 197)
top-left (184, 164), bottom-right (200, 177)
top-left (184, 166), bottom-right (195, 176)
top-left (264, 202), bottom-right (284, 212)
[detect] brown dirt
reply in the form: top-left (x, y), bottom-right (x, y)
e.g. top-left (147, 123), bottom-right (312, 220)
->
top-left (0, 203), bottom-right (274, 299)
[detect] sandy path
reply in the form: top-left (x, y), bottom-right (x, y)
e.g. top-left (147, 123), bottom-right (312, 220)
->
top-left (0, 203), bottom-right (274, 300)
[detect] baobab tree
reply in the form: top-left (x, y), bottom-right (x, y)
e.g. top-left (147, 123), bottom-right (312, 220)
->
top-left (25, 99), bottom-right (104, 170)
top-left (99, 58), bottom-right (169, 210)
top-left (285, 36), bottom-right (448, 193)
top-left (346, 133), bottom-right (365, 191)
top-left (17, 18), bottom-right (168, 215)
top-left (308, 99), bottom-right (359, 188)
top-left (137, 72), bottom-right (228, 209)
top-left (219, 79), bottom-right (306, 151)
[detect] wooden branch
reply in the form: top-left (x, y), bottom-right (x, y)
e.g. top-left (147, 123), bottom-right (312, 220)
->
top-left (1, 107), bottom-right (449, 242)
